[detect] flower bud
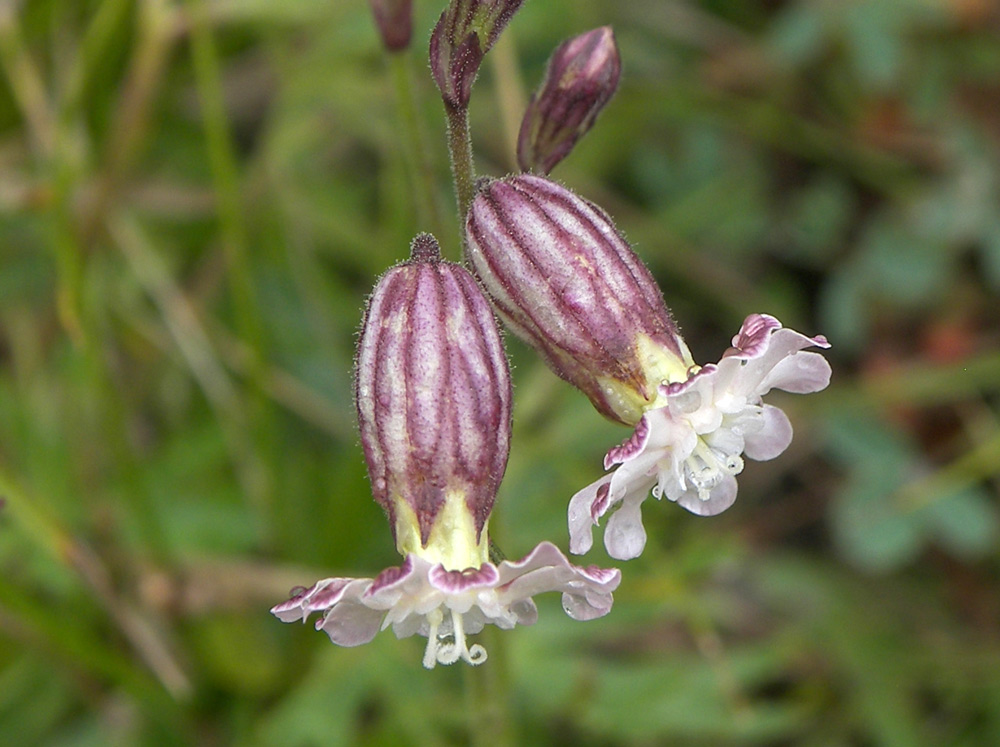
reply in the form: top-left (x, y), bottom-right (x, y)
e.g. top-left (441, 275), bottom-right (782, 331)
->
top-left (355, 234), bottom-right (512, 568)
top-left (465, 175), bottom-right (694, 425)
top-left (368, 0), bottom-right (413, 52)
top-left (517, 27), bottom-right (621, 174)
top-left (429, 0), bottom-right (525, 109)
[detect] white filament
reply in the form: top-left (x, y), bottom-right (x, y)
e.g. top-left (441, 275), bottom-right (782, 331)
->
top-left (421, 608), bottom-right (488, 669)
top-left (683, 439), bottom-right (745, 502)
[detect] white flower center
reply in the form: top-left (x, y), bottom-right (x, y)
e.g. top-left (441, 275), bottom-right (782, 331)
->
top-left (422, 607), bottom-right (488, 669)
top-left (680, 438), bottom-right (744, 502)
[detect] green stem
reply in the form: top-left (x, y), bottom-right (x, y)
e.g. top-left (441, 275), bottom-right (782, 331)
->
top-left (390, 51), bottom-right (444, 240)
top-left (445, 101), bottom-right (476, 238)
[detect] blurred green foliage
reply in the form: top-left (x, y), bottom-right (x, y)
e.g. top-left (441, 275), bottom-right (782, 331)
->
top-left (1, 0), bottom-right (999, 744)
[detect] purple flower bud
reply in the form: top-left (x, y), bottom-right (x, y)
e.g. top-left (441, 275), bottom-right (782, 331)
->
top-left (368, 0), bottom-right (413, 52)
top-left (465, 174), bottom-right (693, 425)
top-left (429, 0), bottom-right (525, 109)
top-left (356, 234), bottom-right (512, 563)
top-left (517, 27), bottom-right (621, 174)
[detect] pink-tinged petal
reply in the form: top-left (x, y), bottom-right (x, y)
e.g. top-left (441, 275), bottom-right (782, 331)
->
top-left (603, 489), bottom-right (648, 560)
top-left (604, 415), bottom-right (650, 468)
top-left (568, 474), bottom-right (613, 555)
top-left (591, 480), bottom-right (613, 522)
top-left (723, 325), bottom-right (830, 399)
top-left (744, 404), bottom-right (793, 461)
top-left (428, 563), bottom-right (500, 593)
top-left (759, 349), bottom-right (832, 395)
top-left (368, 555), bottom-right (416, 594)
top-left (658, 364), bottom-right (716, 399)
top-left (317, 601), bottom-right (384, 647)
top-left (675, 474), bottom-right (738, 516)
top-left (725, 313), bottom-right (782, 358)
top-left (270, 578), bottom-right (363, 622)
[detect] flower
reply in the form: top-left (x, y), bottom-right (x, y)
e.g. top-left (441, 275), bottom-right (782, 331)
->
top-left (465, 177), bottom-right (832, 560)
top-left (272, 541), bottom-right (620, 668)
top-left (271, 233), bottom-right (620, 666)
top-left (518, 27), bottom-right (621, 175)
top-left (568, 314), bottom-right (831, 560)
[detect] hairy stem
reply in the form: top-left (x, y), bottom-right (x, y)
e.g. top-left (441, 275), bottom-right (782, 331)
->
top-left (445, 101), bottom-right (476, 234)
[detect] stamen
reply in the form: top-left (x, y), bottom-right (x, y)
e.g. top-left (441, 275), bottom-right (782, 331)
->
top-left (422, 608), bottom-right (444, 669)
top-left (724, 454), bottom-right (744, 473)
top-left (438, 610), bottom-right (488, 667)
top-left (466, 642), bottom-right (488, 665)
top-left (682, 440), bottom-right (745, 501)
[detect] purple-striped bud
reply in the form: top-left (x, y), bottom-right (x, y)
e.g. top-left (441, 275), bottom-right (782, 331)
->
top-left (465, 175), bottom-right (694, 425)
top-left (429, 0), bottom-right (525, 109)
top-left (517, 27), bottom-right (621, 174)
top-left (368, 0), bottom-right (413, 52)
top-left (356, 234), bottom-right (511, 569)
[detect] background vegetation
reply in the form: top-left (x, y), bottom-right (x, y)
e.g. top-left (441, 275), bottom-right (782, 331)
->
top-left (2, 0), bottom-right (999, 744)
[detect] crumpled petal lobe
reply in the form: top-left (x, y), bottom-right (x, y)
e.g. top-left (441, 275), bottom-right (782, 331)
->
top-left (317, 601), bottom-right (384, 647)
top-left (603, 490), bottom-right (649, 560)
top-left (760, 350), bottom-right (832, 395)
top-left (743, 404), bottom-right (794, 461)
top-left (675, 474), bottom-right (738, 516)
top-left (507, 598), bottom-right (539, 626)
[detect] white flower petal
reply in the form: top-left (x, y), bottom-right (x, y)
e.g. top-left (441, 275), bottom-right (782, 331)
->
top-left (675, 473), bottom-right (737, 516)
top-left (317, 600), bottom-right (384, 646)
top-left (743, 404), bottom-right (793, 461)
top-left (759, 350), bottom-right (832, 395)
top-left (603, 488), bottom-right (650, 560)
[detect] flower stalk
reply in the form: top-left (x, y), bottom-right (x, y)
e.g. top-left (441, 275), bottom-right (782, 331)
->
top-left (446, 102), bottom-right (477, 221)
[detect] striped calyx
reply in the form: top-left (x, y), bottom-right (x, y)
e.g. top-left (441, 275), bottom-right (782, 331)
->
top-left (465, 174), bottom-right (694, 425)
top-left (355, 234), bottom-right (511, 569)
top-left (517, 27), bottom-right (621, 175)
